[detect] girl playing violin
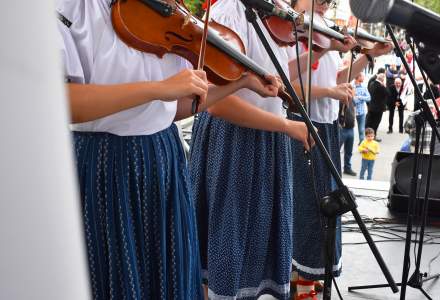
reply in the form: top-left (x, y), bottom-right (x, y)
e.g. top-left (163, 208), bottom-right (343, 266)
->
top-left (189, 0), bottom-right (314, 299)
top-left (56, 0), bottom-right (283, 299)
top-left (288, 0), bottom-right (393, 299)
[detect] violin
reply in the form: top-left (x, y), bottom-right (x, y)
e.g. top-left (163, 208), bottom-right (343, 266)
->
top-left (111, 0), bottom-right (302, 110)
top-left (259, 1), bottom-right (346, 51)
top-left (260, 0), bottom-right (304, 47)
top-left (295, 12), bottom-right (390, 53)
top-left (297, 13), bottom-right (346, 51)
top-left (345, 27), bottom-right (389, 45)
top-left (259, 0), bottom-right (389, 52)
top-left (323, 18), bottom-right (390, 51)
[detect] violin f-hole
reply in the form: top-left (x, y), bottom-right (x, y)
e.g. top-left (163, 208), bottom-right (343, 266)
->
top-left (165, 31), bottom-right (194, 44)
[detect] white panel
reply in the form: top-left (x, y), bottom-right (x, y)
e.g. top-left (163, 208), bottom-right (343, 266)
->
top-left (0, 1), bottom-right (90, 299)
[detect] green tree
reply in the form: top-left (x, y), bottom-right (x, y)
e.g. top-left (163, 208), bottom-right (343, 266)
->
top-left (415, 0), bottom-right (440, 14)
top-left (185, 0), bottom-right (204, 16)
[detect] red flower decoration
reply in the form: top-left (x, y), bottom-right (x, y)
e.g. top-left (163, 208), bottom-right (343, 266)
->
top-left (202, 0), bottom-right (218, 10)
top-left (301, 41), bottom-right (320, 71)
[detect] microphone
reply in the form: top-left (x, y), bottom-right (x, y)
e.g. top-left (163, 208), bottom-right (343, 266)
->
top-left (241, 0), bottom-right (302, 23)
top-left (349, 0), bottom-right (440, 48)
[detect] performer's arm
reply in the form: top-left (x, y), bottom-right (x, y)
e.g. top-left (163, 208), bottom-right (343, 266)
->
top-left (292, 83), bottom-right (354, 106)
top-left (337, 43), bottom-right (394, 84)
top-left (175, 73), bottom-right (280, 120)
top-left (207, 95), bottom-right (314, 150)
top-left (68, 69), bottom-right (209, 123)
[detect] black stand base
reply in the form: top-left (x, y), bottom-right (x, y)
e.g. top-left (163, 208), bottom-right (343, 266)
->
top-left (349, 272), bottom-right (440, 300)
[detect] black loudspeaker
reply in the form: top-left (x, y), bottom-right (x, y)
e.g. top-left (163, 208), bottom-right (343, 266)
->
top-left (388, 152), bottom-right (440, 216)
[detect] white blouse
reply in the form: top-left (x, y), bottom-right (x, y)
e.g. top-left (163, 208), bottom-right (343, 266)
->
top-left (56, 0), bottom-right (190, 136)
top-left (288, 44), bottom-right (342, 124)
top-left (210, 0), bottom-right (292, 117)
top-left (309, 50), bottom-right (342, 124)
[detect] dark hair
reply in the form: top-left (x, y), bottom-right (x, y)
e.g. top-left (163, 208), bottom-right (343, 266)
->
top-left (377, 67), bottom-right (386, 74)
top-left (365, 128), bottom-right (375, 136)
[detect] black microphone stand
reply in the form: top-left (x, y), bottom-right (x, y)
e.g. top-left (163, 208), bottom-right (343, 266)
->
top-left (348, 24), bottom-right (440, 300)
top-left (240, 3), bottom-right (398, 300)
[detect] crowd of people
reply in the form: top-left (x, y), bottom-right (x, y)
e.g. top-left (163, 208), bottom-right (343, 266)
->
top-left (339, 51), bottom-right (440, 180)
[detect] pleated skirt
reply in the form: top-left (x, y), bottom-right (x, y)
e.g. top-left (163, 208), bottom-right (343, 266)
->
top-left (73, 125), bottom-right (203, 300)
top-left (289, 114), bottom-right (342, 280)
top-left (189, 112), bottom-right (293, 300)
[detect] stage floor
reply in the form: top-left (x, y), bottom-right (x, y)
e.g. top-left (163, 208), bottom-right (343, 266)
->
top-left (333, 180), bottom-right (440, 300)
top-left (263, 179), bottom-right (440, 299)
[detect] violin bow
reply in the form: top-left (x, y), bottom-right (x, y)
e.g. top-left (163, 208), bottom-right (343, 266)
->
top-left (191, 0), bottom-right (212, 114)
top-left (346, 18), bottom-right (359, 84)
top-left (305, 0), bottom-right (316, 115)
top-left (302, 0), bottom-right (317, 157)
top-left (340, 18), bottom-right (359, 126)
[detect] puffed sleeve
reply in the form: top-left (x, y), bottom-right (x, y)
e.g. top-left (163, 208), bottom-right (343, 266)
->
top-left (57, 20), bottom-right (85, 83)
top-left (209, 0), bottom-right (250, 52)
top-left (55, 0), bottom-right (111, 83)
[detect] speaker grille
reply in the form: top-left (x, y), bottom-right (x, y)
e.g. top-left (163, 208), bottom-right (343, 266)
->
top-left (395, 154), bottom-right (440, 199)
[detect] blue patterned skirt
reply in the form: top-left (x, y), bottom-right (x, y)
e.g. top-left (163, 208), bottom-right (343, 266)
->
top-left (73, 125), bottom-right (203, 300)
top-left (190, 113), bottom-right (293, 300)
top-left (289, 115), bottom-right (342, 280)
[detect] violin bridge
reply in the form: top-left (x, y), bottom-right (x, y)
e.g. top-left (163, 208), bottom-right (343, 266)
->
top-left (182, 13), bottom-right (192, 29)
top-left (296, 14), bottom-right (305, 27)
top-left (341, 26), bottom-right (348, 35)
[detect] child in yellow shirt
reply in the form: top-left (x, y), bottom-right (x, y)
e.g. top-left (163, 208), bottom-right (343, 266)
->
top-left (358, 128), bottom-right (380, 180)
